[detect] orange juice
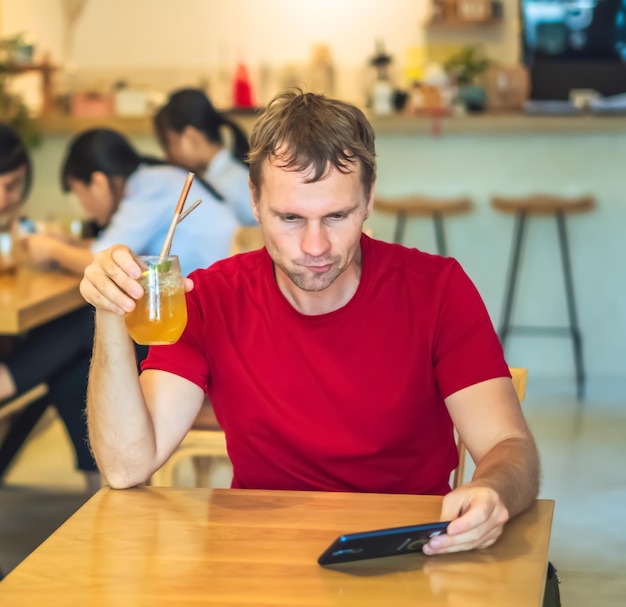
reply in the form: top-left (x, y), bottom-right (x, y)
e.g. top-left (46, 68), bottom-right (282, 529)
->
top-left (125, 256), bottom-right (187, 345)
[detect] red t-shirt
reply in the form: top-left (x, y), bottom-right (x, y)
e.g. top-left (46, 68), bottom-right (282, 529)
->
top-left (143, 235), bottom-right (509, 495)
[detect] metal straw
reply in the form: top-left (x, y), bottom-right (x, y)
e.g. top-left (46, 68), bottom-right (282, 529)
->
top-left (158, 172), bottom-right (195, 264)
top-left (177, 198), bottom-right (203, 224)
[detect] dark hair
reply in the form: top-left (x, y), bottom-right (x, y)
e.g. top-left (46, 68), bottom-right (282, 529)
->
top-left (61, 128), bottom-right (223, 201)
top-left (154, 88), bottom-right (250, 165)
top-left (0, 123), bottom-right (32, 201)
top-left (248, 89), bottom-right (376, 200)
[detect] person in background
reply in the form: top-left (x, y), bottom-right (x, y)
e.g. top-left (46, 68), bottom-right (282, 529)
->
top-left (0, 124), bottom-right (31, 223)
top-left (81, 90), bottom-right (540, 555)
top-left (154, 88), bottom-right (256, 226)
top-left (25, 128), bottom-right (238, 277)
top-left (0, 124), bottom-right (100, 493)
top-left (0, 128), bottom-right (238, 494)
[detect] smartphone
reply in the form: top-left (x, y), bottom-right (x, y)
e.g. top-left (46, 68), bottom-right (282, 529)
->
top-left (18, 217), bottom-right (36, 234)
top-left (317, 521), bottom-right (450, 566)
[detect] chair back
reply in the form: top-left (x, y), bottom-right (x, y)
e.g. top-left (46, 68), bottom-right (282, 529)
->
top-left (451, 368), bottom-right (527, 489)
top-left (230, 226), bottom-right (264, 256)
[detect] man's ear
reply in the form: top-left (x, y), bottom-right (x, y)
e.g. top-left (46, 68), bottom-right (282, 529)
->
top-left (364, 182), bottom-right (375, 221)
top-left (249, 179), bottom-right (261, 224)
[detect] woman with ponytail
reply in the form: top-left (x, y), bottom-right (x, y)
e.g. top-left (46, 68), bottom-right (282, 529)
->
top-left (154, 88), bottom-right (256, 225)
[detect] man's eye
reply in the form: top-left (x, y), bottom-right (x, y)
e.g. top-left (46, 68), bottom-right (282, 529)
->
top-left (282, 215), bottom-right (300, 222)
top-left (327, 214), bottom-right (345, 220)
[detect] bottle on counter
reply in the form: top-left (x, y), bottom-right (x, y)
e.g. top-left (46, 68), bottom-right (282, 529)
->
top-left (233, 62), bottom-right (254, 109)
top-left (369, 40), bottom-right (394, 116)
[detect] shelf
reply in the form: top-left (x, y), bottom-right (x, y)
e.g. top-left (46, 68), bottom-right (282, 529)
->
top-left (426, 17), bottom-right (502, 28)
top-left (4, 61), bottom-right (59, 115)
top-left (32, 111), bottom-right (626, 139)
top-left (427, 0), bottom-right (503, 29)
top-left (369, 112), bottom-right (626, 136)
top-left (33, 114), bottom-right (154, 136)
top-left (33, 111), bottom-right (258, 137)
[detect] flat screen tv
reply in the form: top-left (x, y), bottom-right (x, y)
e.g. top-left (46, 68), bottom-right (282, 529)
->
top-left (521, 0), bottom-right (626, 99)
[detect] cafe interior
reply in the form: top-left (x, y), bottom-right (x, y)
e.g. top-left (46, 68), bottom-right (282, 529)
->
top-left (0, 0), bottom-right (624, 605)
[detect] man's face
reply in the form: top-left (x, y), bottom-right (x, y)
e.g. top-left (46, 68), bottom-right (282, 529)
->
top-left (252, 156), bottom-right (372, 295)
top-left (0, 165), bottom-right (27, 214)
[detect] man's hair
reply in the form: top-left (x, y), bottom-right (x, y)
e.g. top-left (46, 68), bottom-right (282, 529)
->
top-left (248, 89), bottom-right (376, 200)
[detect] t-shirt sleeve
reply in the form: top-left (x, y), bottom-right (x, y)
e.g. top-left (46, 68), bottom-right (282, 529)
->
top-left (433, 260), bottom-right (510, 399)
top-left (140, 273), bottom-right (211, 392)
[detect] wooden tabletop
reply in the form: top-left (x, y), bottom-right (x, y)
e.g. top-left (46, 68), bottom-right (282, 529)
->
top-left (0, 488), bottom-right (554, 606)
top-left (0, 266), bottom-right (85, 334)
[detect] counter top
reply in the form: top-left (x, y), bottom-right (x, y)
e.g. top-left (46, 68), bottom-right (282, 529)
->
top-left (34, 111), bottom-right (626, 137)
top-left (370, 112), bottom-right (626, 135)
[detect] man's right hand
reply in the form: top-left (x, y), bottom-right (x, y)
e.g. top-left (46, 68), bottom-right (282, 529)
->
top-left (80, 244), bottom-right (194, 315)
top-left (80, 245), bottom-right (145, 315)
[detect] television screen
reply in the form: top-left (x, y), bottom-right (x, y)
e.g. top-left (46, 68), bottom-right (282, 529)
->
top-left (521, 0), bottom-right (626, 99)
top-left (522, 0), bottom-right (626, 62)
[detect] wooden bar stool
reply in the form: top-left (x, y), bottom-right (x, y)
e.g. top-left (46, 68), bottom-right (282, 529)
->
top-left (374, 195), bottom-right (473, 255)
top-left (491, 194), bottom-right (595, 399)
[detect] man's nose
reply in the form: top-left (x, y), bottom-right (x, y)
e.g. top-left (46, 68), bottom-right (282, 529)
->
top-left (301, 222), bottom-right (330, 258)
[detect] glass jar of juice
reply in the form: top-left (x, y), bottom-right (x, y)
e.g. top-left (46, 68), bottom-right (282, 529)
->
top-left (125, 255), bottom-right (187, 345)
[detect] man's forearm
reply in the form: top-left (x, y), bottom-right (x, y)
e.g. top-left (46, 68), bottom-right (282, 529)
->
top-left (87, 311), bottom-right (157, 488)
top-left (472, 436), bottom-right (540, 519)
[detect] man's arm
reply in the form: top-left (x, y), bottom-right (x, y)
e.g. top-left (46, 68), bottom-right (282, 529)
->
top-left (81, 245), bottom-right (203, 489)
top-left (425, 376), bottom-right (540, 555)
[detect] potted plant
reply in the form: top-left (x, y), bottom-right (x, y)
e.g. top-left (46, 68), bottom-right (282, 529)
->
top-left (444, 45), bottom-right (491, 113)
top-left (0, 34), bottom-right (40, 147)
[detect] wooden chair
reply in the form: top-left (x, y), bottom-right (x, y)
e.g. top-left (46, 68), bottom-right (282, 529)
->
top-left (230, 225), bottom-right (264, 255)
top-left (452, 367), bottom-right (528, 490)
top-left (0, 384), bottom-right (53, 480)
top-left (150, 399), bottom-right (227, 487)
top-left (154, 368), bottom-right (528, 489)
top-left (151, 227), bottom-right (266, 487)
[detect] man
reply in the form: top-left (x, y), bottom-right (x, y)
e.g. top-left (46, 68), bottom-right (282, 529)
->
top-left (80, 90), bottom-right (540, 555)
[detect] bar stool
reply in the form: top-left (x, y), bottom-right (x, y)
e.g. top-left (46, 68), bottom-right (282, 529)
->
top-left (491, 194), bottom-right (595, 399)
top-left (374, 195), bottom-right (473, 255)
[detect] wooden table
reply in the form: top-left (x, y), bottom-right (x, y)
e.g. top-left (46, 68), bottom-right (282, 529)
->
top-left (0, 488), bottom-right (554, 606)
top-left (0, 266), bottom-right (84, 334)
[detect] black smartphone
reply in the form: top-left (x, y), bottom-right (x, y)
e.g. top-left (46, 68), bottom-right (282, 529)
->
top-left (317, 521), bottom-right (450, 566)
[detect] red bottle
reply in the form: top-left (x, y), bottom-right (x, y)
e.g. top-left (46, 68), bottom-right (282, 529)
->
top-left (233, 62), bottom-right (254, 108)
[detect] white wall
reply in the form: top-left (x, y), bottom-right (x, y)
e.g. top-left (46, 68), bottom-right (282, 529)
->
top-left (1, 0), bottom-right (521, 105)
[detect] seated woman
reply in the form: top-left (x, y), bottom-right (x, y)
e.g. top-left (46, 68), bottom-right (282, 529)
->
top-left (0, 124), bottom-right (31, 223)
top-left (0, 128), bottom-right (238, 493)
top-left (154, 88), bottom-right (256, 226)
top-left (26, 128), bottom-right (238, 277)
top-left (0, 124), bottom-right (100, 492)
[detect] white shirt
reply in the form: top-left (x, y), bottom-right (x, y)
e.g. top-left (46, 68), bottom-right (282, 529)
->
top-left (205, 149), bottom-right (257, 226)
top-left (92, 164), bottom-right (238, 277)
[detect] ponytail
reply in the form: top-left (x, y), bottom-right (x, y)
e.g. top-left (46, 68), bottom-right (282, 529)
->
top-left (156, 88), bottom-right (250, 166)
